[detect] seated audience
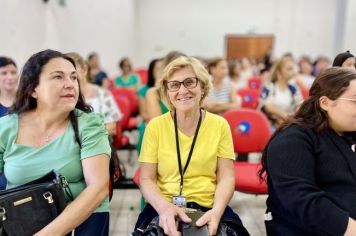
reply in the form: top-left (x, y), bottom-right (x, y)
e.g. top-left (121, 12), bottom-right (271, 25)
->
top-left (136, 58), bottom-right (163, 153)
top-left (0, 49), bottom-right (111, 235)
top-left (205, 58), bottom-right (241, 114)
top-left (134, 56), bottom-right (249, 236)
top-left (87, 52), bottom-right (110, 89)
top-left (295, 56), bottom-right (315, 89)
top-left (260, 67), bottom-right (356, 236)
top-left (229, 59), bottom-right (247, 90)
top-left (312, 56), bottom-right (331, 77)
top-left (67, 52), bottom-right (122, 136)
top-left (332, 50), bottom-right (356, 70)
top-left (114, 57), bottom-right (141, 91)
top-left (260, 58), bottom-right (303, 127)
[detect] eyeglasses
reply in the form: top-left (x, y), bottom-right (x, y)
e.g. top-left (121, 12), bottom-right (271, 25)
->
top-left (338, 97), bottom-right (356, 103)
top-left (166, 77), bottom-right (198, 92)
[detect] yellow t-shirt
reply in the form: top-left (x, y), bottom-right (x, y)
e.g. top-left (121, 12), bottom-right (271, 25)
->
top-left (139, 111), bottom-right (235, 208)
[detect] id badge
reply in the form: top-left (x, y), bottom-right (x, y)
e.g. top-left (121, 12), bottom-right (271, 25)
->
top-left (172, 195), bottom-right (187, 207)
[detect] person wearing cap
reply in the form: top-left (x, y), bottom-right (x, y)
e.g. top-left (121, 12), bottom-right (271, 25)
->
top-left (333, 51), bottom-right (356, 70)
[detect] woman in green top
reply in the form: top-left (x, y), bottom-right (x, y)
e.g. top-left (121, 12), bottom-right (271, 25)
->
top-left (0, 50), bottom-right (111, 236)
top-left (137, 58), bottom-right (167, 153)
top-left (114, 57), bottom-right (141, 91)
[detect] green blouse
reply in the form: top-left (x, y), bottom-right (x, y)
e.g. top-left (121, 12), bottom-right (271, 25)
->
top-left (0, 110), bottom-right (111, 212)
top-left (114, 74), bottom-right (140, 88)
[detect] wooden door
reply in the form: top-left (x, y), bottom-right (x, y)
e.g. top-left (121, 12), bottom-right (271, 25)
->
top-left (225, 34), bottom-right (274, 61)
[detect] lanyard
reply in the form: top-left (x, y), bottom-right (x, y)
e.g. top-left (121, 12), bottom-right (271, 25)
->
top-left (174, 109), bottom-right (203, 195)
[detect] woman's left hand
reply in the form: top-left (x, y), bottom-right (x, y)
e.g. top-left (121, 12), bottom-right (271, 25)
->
top-left (196, 209), bottom-right (221, 236)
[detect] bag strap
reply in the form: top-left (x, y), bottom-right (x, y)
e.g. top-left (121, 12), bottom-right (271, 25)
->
top-left (58, 174), bottom-right (74, 201)
top-left (0, 208), bottom-right (4, 236)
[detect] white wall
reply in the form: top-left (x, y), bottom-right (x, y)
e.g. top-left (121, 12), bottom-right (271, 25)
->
top-left (136, 0), bottom-right (338, 66)
top-left (1, 0), bottom-right (354, 70)
top-left (343, 0), bottom-right (356, 55)
top-left (0, 0), bottom-right (136, 76)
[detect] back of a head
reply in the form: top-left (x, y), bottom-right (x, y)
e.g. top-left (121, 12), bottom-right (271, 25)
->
top-left (67, 52), bottom-right (86, 69)
top-left (332, 50), bottom-right (355, 67)
top-left (162, 51), bottom-right (186, 69)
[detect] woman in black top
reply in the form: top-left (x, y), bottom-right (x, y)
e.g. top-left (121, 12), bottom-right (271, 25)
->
top-left (260, 67), bottom-right (356, 236)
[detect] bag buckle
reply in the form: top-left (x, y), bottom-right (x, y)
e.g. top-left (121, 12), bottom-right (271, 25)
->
top-left (0, 207), bottom-right (6, 221)
top-left (43, 192), bottom-right (54, 204)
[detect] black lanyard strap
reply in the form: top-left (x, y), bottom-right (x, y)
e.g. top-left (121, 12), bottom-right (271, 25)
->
top-left (174, 109), bottom-right (203, 195)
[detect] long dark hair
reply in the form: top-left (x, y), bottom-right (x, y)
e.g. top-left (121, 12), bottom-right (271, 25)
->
top-left (259, 67), bottom-right (356, 180)
top-left (11, 49), bottom-right (92, 148)
top-left (147, 58), bottom-right (161, 88)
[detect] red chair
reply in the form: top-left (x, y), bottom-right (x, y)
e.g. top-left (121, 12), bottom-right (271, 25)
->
top-left (237, 88), bottom-right (260, 110)
top-left (134, 68), bottom-right (148, 85)
top-left (300, 87), bottom-right (309, 99)
top-left (111, 94), bottom-right (135, 150)
top-left (110, 88), bottom-right (139, 130)
top-left (133, 167), bottom-right (141, 186)
top-left (224, 109), bottom-right (271, 194)
top-left (248, 76), bottom-right (262, 90)
top-left (111, 87), bottom-right (139, 115)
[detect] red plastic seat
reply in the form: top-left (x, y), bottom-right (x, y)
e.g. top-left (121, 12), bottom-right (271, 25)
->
top-left (111, 88), bottom-right (139, 115)
top-left (133, 167), bottom-right (141, 186)
top-left (234, 162), bottom-right (267, 193)
top-left (237, 88), bottom-right (260, 110)
top-left (111, 94), bottom-right (136, 150)
top-left (224, 109), bottom-right (271, 194)
top-left (248, 76), bottom-right (262, 90)
top-left (134, 68), bottom-right (148, 85)
top-left (111, 93), bottom-right (130, 129)
top-left (300, 87), bottom-right (309, 99)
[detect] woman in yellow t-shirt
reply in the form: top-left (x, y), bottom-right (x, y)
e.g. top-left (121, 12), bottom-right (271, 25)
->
top-left (134, 56), bottom-right (249, 236)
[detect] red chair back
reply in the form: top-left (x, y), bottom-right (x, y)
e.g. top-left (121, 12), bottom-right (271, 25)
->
top-left (224, 109), bottom-right (271, 153)
top-left (224, 109), bottom-right (270, 194)
top-left (237, 88), bottom-right (260, 109)
top-left (134, 68), bottom-right (148, 85)
top-left (110, 92), bottom-right (131, 129)
top-left (248, 76), bottom-right (262, 90)
top-left (111, 88), bottom-right (139, 115)
top-left (133, 167), bottom-right (141, 186)
top-left (300, 87), bottom-right (309, 99)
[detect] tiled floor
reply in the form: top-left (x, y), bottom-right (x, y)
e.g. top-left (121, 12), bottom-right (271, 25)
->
top-left (109, 149), bottom-right (267, 236)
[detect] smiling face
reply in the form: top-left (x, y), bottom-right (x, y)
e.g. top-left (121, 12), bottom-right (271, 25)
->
top-left (0, 64), bottom-right (18, 93)
top-left (32, 57), bottom-right (79, 113)
top-left (167, 66), bottom-right (202, 113)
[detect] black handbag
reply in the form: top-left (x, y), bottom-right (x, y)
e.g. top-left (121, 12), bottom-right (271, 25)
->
top-left (0, 170), bottom-right (73, 236)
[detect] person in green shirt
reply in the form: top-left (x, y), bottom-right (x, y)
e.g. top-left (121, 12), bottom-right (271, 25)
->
top-left (0, 50), bottom-right (111, 236)
top-left (114, 57), bottom-right (141, 91)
